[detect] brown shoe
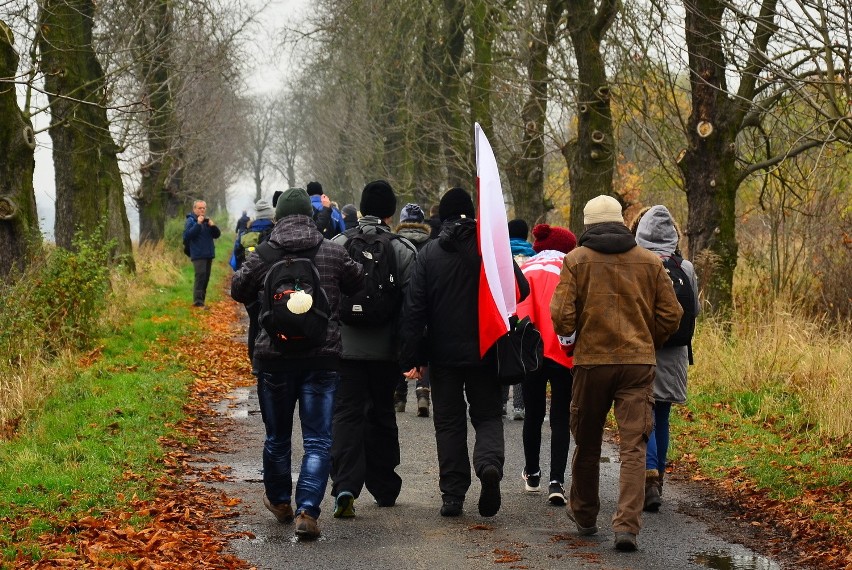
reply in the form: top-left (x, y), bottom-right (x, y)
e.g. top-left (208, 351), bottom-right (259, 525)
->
top-left (295, 511), bottom-right (321, 540)
top-left (263, 495), bottom-right (294, 523)
top-left (643, 469), bottom-right (662, 512)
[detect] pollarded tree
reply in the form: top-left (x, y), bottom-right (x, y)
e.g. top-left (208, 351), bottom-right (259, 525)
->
top-left (0, 20), bottom-right (38, 279)
top-left (37, 0), bottom-right (133, 266)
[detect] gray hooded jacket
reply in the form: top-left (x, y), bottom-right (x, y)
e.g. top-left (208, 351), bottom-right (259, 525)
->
top-left (636, 205), bottom-right (700, 404)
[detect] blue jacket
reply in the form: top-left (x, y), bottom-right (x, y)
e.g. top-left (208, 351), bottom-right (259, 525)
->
top-left (230, 218), bottom-right (275, 270)
top-left (310, 195), bottom-right (345, 237)
top-left (183, 213), bottom-right (221, 260)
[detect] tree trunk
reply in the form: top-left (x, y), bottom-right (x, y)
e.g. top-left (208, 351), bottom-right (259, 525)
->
top-left (563, 0), bottom-right (619, 234)
top-left (38, 0), bottom-right (134, 268)
top-left (0, 21), bottom-right (38, 280)
top-left (439, 0), bottom-right (470, 189)
top-left (507, 0), bottom-right (565, 226)
top-left (679, 0), bottom-right (742, 313)
top-left (137, 0), bottom-right (177, 246)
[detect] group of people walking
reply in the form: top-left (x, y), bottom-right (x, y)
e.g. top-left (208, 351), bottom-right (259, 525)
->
top-left (218, 180), bottom-right (697, 552)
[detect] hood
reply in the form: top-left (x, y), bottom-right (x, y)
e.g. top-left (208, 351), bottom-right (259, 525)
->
top-left (438, 218), bottom-right (478, 258)
top-left (266, 214), bottom-right (324, 252)
top-left (394, 222), bottom-right (431, 245)
top-left (635, 205), bottom-right (679, 255)
top-left (578, 222), bottom-right (636, 254)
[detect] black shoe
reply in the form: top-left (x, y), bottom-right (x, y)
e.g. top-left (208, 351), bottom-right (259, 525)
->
top-left (374, 497), bottom-right (396, 507)
top-left (478, 465), bottom-right (501, 517)
top-left (547, 481), bottom-right (566, 505)
top-left (522, 469), bottom-right (541, 493)
top-left (440, 496), bottom-right (464, 517)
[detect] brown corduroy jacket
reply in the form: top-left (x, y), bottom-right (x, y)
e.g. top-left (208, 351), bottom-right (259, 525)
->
top-left (550, 222), bottom-right (683, 366)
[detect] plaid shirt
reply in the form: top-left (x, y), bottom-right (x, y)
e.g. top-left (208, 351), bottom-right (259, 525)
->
top-left (231, 215), bottom-right (364, 368)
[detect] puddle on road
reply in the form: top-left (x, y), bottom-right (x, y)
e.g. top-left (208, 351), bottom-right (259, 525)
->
top-left (691, 552), bottom-right (781, 570)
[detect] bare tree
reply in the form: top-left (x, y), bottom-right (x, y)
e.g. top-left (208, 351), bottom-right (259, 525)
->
top-left (243, 95), bottom-right (276, 202)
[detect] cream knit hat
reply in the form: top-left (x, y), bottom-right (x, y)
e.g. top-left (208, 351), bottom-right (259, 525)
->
top-left (583, 195), bottom-right (623, 225)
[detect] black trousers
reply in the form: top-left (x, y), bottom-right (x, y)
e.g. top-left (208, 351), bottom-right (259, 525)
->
top-left (330, 360), bottom-right (402, 502)
top-left (430, 364), bottom-right (504, 500)
top-left (191, 258), bottom-right (212, 305)
top-left (522, 358), bottom-right (573, 483)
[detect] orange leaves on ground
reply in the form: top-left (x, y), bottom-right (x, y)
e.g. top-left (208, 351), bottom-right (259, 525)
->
top-left (13, 298), bottom-right (257, 569)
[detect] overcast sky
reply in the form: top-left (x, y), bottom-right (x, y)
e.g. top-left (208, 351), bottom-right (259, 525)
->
top-left (29, 0), bottom-right (310, 240)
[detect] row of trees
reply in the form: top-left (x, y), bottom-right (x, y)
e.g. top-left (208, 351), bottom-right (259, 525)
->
top-left (268, 0), bottom-right (850, 316)
top-left (0, 0), bottom-right (254, 275)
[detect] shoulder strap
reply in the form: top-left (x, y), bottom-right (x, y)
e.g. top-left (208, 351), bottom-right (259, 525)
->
top-left (256, 241), bottom-right (322, 263)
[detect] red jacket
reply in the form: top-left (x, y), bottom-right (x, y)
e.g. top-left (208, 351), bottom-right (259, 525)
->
top-left (517, 250), bottom-right (573, 368)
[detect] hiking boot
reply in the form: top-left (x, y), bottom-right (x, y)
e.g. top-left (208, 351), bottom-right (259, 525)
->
top-left (394, 398), bottom-right (406, 413)
top-left (333, 491), bottom-right (356, 518)
top-left (440, 496), bottom-right (464, 517)
top-left (522, 469), bottom-right (541, 493)
top-left (512, 407), bottom-right (525, 421)
top-left (478, 465), bottom-right (501, 517)
top-left (416, 388), bottom-right (430, 417)
top-left (643, 469), bottom-right (662, 512)
top-left (263, 495), bottom-right (294, 524)
top-left (566, 507), bottom-right (598, 536)
top-left (294, 511), bottom-right (321, 540)
top-left (374, 496), bottom-right (396, 507)
top-left (547, 481), bottom-right (566, 506)
top-left (614, 531), bottom-right (638, 551)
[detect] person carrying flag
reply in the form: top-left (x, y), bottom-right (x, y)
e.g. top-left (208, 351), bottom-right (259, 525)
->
top-left (400, 187), bottom-right (529, 518)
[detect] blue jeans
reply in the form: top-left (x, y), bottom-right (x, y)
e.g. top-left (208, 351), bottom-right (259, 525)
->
top-left (257, 369), bottom-right (338, 519)
top-left (646, 401), bottom-right (672, 472)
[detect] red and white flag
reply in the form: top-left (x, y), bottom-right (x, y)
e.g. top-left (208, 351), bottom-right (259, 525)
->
top-left (475, 123), bottom-right (515, 357)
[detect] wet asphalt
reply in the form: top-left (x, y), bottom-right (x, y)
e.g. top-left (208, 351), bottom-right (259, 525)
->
top-left (195, 382), bottom-right (784, 570)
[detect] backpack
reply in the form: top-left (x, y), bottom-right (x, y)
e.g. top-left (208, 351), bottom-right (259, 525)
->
top-left (256, 242), bottom-right (330, 351)
top-left (183, 236), bottom-right (191, 257)
top-left (662, 255), bottom-right (696, 351)
top-left (339, 227), bottom-right (404, 327)
top-left (234, 226), bottom-right (274, 269)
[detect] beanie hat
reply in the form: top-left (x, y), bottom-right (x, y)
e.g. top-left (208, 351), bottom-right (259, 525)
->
top-left (439, 187), bottom-right (475, 221)
top-left (272, 190), bottom-right (283, 208)
top-left (274, 187), bottom-right (312, 220)
top-left (359, 180), bottom-right (397, 218)
top-left (400, 203), bottom-right (425, 223)
top-left (342, 203), bottom-right (358, 218)
top-left (254, 199), bottom-right (274, 220)
top-left (583, 195), bottom-right (624, 225)
top-left (507, 219), bottom-right (529, 240)
top-left (532, 224), bottom-right (577, 254)
top-left (306, 181), bottom-right (323, 196)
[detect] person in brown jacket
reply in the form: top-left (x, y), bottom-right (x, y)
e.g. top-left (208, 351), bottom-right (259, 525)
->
top-left (550, 195), bottom-right (682, 552)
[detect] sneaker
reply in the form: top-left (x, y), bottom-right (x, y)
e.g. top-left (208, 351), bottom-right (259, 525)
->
top-left (566, 507), bottom-right (598, 536)
top-left (547, 481), bottom-right (566, 505)
top-left (333, 491), bottom-right (356, 518)
top-left (614, 531), bottom-right (637, 551)
top-left (263, 495), bottom-right (294, 523)
top-left (512, 407), bottom-right (525, 421)
top-left (440, 496), bottom-right (464, 517)
top-left (522, 469), bottom-right (541, 493)
top-left (478, 465), bottom-right (501, 517)
top-left (294, 511), bottom-right (321, 540)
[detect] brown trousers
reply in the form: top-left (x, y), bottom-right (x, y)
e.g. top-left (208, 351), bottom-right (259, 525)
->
top-left (569, 364), bottom-right (655, 534)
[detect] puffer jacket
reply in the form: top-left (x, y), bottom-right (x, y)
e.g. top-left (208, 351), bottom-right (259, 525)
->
top-left (401, 218), bottom-right (529, 369)
top-left (635, 205), bottom-right (700, 403)
top-left (183, 213), bottom-right (221, 260)
top-left (230, 214), bottom-right (364, 371)
top-left (550, 222), bottom-right (682, 366)
top-left (331, 216), bottom-right (417, 361)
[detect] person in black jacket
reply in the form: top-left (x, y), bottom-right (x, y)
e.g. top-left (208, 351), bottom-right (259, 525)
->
top-left (400, 187), bottom-right (529, 518)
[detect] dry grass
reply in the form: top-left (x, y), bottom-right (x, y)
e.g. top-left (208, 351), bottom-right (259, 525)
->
top-left (692, 304), bottom-right (852, 438)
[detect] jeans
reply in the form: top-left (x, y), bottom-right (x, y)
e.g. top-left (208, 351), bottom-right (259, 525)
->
top-left (569, 364), bottom-right (654, 535)
top-left (330, 360), bottom-right (402, 502)
top-left (430, 365), bottom-right (504, 499)
top-left (257, 369), bottom-right (338, 519)
top-left (646, 401), bottom-right (672, 472)
top-left (522, 358), bottom-right (573, 483)
top-left (192, 258), bottom-right (212, 305)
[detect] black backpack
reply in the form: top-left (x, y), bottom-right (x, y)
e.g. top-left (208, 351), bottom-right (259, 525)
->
top-left (183, 236), bottom-right (191, 257)
top-left (662, 255), bottom-right (696, 351)
top-left (256, 242), bottom-right (330, 351)
top-left (340, 227), bottom-right (405, 327)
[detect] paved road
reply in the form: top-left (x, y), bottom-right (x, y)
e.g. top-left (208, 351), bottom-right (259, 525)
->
top-left (197, 383), bottom-right (783, 570)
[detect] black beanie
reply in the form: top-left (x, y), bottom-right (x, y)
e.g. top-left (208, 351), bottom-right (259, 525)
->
top-left (272, 190), bottom-right (283, 208)
top-left (359, 180), bottom-right (397, 219)
top-left (507, 218), bottom-right (529, 240)
top-left (439, 187), bottom-right (475, 221)
top-left (306, 181), bottom-right (323, 196)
